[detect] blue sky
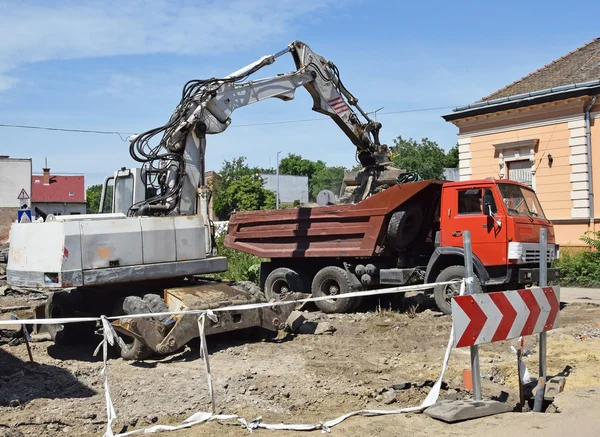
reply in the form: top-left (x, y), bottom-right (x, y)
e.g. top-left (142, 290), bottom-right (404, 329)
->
top-left (0, 0), bottom-right (598, 187)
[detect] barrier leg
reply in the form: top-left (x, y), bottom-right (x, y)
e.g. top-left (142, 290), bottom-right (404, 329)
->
top-left (463, 231), bottom-right (482, 401)
top-left (533, 228), bottom-right (548, 413)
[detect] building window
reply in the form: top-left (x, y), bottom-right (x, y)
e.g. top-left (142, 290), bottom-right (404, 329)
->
top-left (69, 192), bottom-right (74, 196)
top-left (493, 138), bottom-right (538, 189)
top-left (507, 160), bottom-right (533, 187)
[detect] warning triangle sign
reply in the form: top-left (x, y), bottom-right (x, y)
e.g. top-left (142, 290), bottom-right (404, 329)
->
top-left (17, 188), bottom-right (30, 200)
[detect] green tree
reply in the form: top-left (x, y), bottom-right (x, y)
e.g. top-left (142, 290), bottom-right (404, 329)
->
top-left (86, 184), bottom-right (103, 213)
top-left (310, 165), bottom-right (345, 198)
top-left (212, 157), bottom-right (276, 219)
top-left (279, 153), bottom-right (326, 179)
top-left (445, 144), bottom-right (459, 168)
top-left (226, 175), bottom-right (276, 213)
top-left (390, 136), bottom-right (448, 180)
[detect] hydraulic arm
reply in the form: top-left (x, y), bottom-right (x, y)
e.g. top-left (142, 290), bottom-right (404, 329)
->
top-left (128, 40), bottom-right (392, 216)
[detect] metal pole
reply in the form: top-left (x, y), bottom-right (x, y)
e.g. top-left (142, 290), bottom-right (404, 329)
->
top-left (534, 227), bottom-right (548, 412)
top-left (276, 151), bottom-right (282, 209)
top-left (539, 227), bottom-right (548, 378)
top-left (463, 230), bottom-right (482, 401)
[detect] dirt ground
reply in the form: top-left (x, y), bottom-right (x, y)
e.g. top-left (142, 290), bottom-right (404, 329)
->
top-left (2, 276), bottom-right (600, 437)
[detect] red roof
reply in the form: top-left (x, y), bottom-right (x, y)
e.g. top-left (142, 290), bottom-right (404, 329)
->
top-left (31, 174), bottom-right (85, 203)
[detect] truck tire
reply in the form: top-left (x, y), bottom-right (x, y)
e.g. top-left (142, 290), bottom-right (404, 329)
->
top-left (45, 291), bottom-right (94, 345)
top-left (311, 266), bottom-right (355, 314)
top-left (264, 268), bottom-right (305, 301)
top-left (387, 207), bottom-right (423, 248)
top-left (117, 296), bottom-right (153, 361)
top-left (433, 265), bottom-right (482, 316)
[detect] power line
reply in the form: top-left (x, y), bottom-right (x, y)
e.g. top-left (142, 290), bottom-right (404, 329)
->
top-left (0, 123), bottom-right (133, 141)
top-left (0, 104), bottom-right (460, 137)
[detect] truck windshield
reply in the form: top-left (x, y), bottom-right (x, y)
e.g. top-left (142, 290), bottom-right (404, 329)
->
top-left (498, 183), bottom-right (546, 219)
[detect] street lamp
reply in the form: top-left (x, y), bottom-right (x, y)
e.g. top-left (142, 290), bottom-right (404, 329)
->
top-left (276, 151), bottom-right (282, 209)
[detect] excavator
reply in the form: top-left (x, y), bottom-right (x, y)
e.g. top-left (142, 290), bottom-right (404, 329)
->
top-left (6, 41), bottom-right (396, 359)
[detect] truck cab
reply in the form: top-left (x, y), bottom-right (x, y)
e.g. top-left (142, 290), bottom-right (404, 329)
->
top-left (425, 179), bottom-right (558, 313)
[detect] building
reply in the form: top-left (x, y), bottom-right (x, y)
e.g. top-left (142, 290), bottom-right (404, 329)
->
top-left (0, 156), bottom-right (32, 242)
top-left (261, 173), bottom-right (309, 205)
top-left (31, 167), bottom-right (86, 218)
top-left (442, 168), bottom-right (459, 182)
top-left (443, 38), bottom-right (600, 249)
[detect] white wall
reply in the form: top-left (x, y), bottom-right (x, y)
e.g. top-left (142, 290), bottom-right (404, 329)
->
top-left (0, 158), bottom-right (32, 207)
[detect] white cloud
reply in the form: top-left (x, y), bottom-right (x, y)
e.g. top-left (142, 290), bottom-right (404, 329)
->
top-left (0, 0), bottom-right (334, 92)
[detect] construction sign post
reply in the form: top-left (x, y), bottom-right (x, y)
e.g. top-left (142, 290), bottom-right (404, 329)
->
top-left (448, 227), bottom-right (559, 418)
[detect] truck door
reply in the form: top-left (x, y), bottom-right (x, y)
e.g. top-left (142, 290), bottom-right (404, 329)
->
top-left (442, 186), bottom-right (507, 267)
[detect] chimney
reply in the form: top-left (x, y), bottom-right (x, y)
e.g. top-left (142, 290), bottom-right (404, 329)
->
top-left (42, 168), bottom-right (51, 185)
top-left (42, 157), bottom-right (50, 185)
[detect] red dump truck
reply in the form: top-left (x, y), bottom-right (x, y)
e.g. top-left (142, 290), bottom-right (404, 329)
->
top-left (225, 179), bottom-right (558, 315)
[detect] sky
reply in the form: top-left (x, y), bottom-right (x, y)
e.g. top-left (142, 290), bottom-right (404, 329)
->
top-left (0, 0), bottom-right (598, 187)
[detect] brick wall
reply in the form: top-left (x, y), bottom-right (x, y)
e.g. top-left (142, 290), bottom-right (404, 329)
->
top-left (0, 207), bottom-right (18, 243)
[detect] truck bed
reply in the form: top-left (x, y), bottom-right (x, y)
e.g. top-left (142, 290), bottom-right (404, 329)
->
top-left (225, 180), bottom-right (442, 258)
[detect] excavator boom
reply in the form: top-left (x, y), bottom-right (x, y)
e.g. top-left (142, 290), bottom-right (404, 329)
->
top-left (128, 40), bottom-right (393, 216)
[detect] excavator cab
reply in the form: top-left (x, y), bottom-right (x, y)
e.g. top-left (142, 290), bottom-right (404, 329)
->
top-left (99, 167), bottom-right (147, 214)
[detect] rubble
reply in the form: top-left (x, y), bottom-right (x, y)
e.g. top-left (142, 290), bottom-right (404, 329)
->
top-left (285, 311), bottom-right (306, 332)
top-left (0, 289), bottom-right (598, 436)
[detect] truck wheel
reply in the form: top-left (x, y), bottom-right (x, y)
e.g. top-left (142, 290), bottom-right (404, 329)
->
top-left (117, 296), bottom-right (153, 361)
top-left (387, 207), bottom-right (423, 248)
top-left (311, 266), bottom-right (355, 314)
top-left (45, 291), bottom-right (94, 345)
top-left (433, 265), bottom-right (482, 316)
top-left (264, 268), bottom-right (304, 300)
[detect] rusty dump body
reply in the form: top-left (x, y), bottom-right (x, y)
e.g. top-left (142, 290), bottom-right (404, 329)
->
top-left (225, 180), bottom-right (443, 259)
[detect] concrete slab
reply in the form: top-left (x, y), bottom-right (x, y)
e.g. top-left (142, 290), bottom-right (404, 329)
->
top-left (285, 310), bottom-right (306, 332)
top-left (424, 400), bottom-right (511, 423)
top-left (524, 376), bottom-right (566, 401)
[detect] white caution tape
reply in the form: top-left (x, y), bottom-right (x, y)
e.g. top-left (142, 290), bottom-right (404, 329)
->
top-left (0, 280), bottom-right (460, 327)
top-left (198, 311), bottom-right (218, 414)
top-left (100, 316), bottom-right (118, 437)
top-left (1, 279), bottom-right (465, 435)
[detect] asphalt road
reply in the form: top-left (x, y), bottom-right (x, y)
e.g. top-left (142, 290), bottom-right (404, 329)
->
top-left (560, 287), bottom-right (600, 304)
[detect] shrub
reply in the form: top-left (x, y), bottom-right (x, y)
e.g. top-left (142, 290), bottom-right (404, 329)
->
top-left (213, 231), bottom-right (262, 284)
top-left (555, 230), bottom-right (600, 287)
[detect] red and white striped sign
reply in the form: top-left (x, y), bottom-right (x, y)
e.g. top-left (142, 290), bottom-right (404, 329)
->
top-left (327, 96), bottom-right (349, 114)
top-left (452, 286), bottom-right (560, 348)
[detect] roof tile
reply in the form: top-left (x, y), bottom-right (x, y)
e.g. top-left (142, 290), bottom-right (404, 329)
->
top-left (31, 175), bottom-right (85, 203)
top-left (482, 38), bottom-right (600, 101)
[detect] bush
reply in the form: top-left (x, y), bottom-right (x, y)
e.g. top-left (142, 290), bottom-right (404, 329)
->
top-left (555, 231), bottom-right (600, 287)
top-left (213, 231), bottom-right (262, 284)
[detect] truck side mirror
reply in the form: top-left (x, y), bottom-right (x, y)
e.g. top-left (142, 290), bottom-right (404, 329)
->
top-left (483, 190), bottom-right (501, 228)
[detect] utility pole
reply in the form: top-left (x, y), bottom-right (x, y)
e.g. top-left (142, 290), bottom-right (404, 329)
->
top-left (276, 151), bottom-right (282, 209)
